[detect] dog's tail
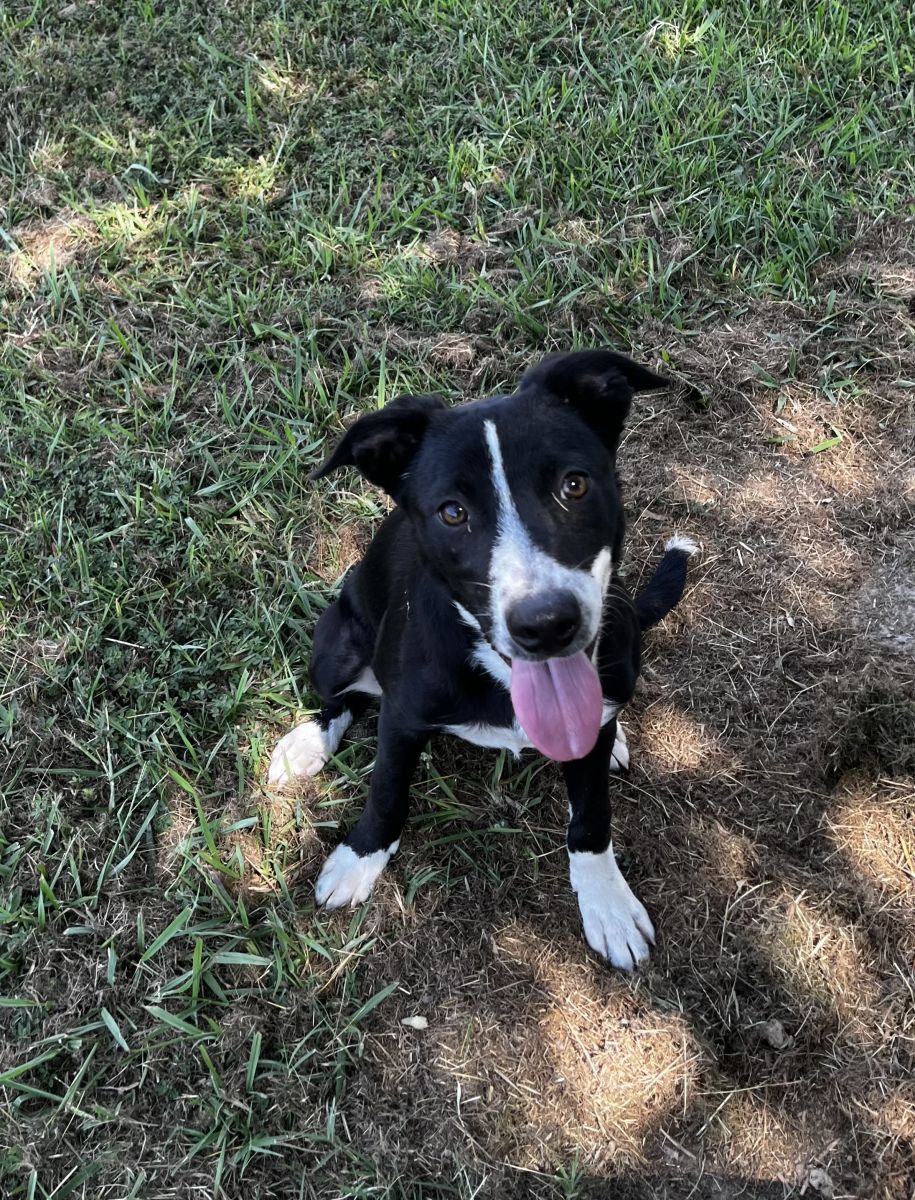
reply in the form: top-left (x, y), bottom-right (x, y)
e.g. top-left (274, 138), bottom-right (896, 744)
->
top-left (635, 536), bottom-right (699, 632)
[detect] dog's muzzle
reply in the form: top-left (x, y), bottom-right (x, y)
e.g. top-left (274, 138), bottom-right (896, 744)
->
top-left (505, 589), bottom-right (584, 658)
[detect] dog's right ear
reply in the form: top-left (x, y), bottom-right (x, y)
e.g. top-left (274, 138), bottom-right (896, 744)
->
top-left (310, 394), bottom-right (445, 499)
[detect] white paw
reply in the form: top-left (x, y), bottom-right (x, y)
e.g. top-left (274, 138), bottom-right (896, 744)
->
top-left (569, 846), bottom-right (655, 970)
top-left (609, 720), bottom-right (629, 772)
top-left (268, 712), bottom-right (351, 788)
top-left (315, 842), bottom-right (399, 908)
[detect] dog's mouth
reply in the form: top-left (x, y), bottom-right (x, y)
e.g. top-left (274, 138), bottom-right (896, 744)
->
top-left (465, 595), bottom-right (604, 763)
top-left (509, 649), bottom-right (603, 762)
top-left (491, 636), bottom-right (602, 763)
top-left (494, 635), bottom-right (597, 666)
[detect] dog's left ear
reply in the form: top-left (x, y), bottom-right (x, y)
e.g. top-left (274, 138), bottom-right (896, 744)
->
top-left (520, 349), bottom-right (668, 452)
top-left (310, 393), bottom-right (445, 499)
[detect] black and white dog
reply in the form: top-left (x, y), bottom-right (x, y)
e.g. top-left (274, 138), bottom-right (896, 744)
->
top-left (269, 350), bottom-right (696, 969)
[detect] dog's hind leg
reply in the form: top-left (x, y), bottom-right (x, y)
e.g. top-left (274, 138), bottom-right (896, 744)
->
top-left (268, 695), bottom-right (369, 787)
top-left (268, 588), bottom-right (378, 788)
top-left (609, 720), bottom-right (629, 772)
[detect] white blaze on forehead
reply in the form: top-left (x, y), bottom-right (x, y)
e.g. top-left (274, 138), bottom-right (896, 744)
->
top-left (482, 419), bottom-right (609, 658)
top-left (484, 419), bottom-right (521, 536)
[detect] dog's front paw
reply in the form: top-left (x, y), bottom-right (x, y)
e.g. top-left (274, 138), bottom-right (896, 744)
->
top-left (609, 720), bottom-right (630, 772)
top-left (569, 846), bottom-right (655, 970)
top-left (269, 715), bottom-right (351, 788)
top-left (315, 842), bottom-right (399, 908)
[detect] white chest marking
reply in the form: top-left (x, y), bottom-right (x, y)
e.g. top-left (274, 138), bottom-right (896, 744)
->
top-left (445, 702), bottom-right (622, 757)
top-left (444, 720), bottom-right (533, 755)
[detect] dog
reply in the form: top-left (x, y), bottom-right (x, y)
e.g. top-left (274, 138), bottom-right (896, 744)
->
top-left (269, 349), bottom-right (697, 969)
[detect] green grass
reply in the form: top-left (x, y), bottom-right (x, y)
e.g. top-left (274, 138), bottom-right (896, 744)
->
top-left (1, 1), bottom-right (914, 1197)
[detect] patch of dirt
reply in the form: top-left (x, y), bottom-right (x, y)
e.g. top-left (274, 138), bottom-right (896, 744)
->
top-left (821, 214), bottom-right (915, 301)
top-left (4, 209), bottom-right (94, 286)
top-left (423, 226), bottom-right (511, 274)
top-left (855, 537), bottom-right (915, 657)
top-left (309, 516), bottom-right (372, 582)
top-left (363, 323), bottom-right (501, 384)
top-left (305, 235), bottom-right (915, 1194)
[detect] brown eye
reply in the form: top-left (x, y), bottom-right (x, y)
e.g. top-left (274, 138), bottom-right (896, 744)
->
top-left (438, 501), bottom-right (468, 526)
top-left (560, 472), bottom-right (589, 500)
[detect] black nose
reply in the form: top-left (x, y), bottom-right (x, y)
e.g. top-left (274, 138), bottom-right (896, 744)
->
top-left (507, 591), bottom-right (582, 656)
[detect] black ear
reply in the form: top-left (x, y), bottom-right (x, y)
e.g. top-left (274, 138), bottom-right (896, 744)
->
top-left (520, 349), bottom-right (668, 452)
top-left (310, 393), bottom-right (445, 498)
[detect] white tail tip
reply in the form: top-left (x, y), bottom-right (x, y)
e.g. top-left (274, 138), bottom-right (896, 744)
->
top-left (665, 534), bottom-right (699, 556)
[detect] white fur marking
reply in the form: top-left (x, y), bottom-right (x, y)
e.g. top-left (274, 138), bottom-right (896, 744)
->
top-left (454, 602), bottom-right (482, 634)
top-left (455, 602), bottom-right (513, 690)
top-left (315, 841), bottom-right (399, 908)
top-left (342, 666), bottom-right (383, 697)
top-left (447, 701), bottom-right (621, 757)
top-left (470, 641), bottom-right (512, 690)
top-left (609, 720), bottom-right (629, 772)
top-left (268, 712), bottom-right (352, 787)
top-left (444, 720), bottom-right (531, 756)
top-left (589, 546), bottom-right (614, 594)
top-left (483, 421), bottom-right (606, 659)
top-left (569, 844), bottom-right (654, 970)
top-left (665, 534), bottom-right (699, 556)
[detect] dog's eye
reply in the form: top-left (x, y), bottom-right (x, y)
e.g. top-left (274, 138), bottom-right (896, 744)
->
top-left (438, 501), bottom-right (468, 527)
top-left (560, 472), bottom-right (589, 500)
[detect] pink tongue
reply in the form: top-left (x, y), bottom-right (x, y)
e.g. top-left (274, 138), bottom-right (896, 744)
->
top-left (510, 651), bottom-right (603, 762)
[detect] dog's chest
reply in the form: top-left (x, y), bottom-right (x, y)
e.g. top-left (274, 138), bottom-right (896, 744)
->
top-left (445, 701), bottom-right (620, 757)
top-left (444, 718), bottom-right (534, 756)
top-left (443, 635), bottom-right (619, 756)
top-left (440, 640), bottom-right (531, 753)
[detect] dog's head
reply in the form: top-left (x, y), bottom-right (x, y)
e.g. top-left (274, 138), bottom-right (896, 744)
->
top-left (314, 349), bottom-right (666, 665)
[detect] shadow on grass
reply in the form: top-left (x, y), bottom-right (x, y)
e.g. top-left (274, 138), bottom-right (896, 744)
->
top-left (245, 372), bottom-right (915, 1198)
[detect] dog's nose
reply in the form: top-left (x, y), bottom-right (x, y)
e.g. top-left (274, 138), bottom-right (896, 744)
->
top-left (507, 591), bottom-right (582, 656)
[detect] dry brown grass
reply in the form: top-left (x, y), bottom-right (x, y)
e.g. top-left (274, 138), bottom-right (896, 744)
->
top-left (3, 5), bottom-right (914, 1193)
top-left (284, 219), bottom-right (915, 1197)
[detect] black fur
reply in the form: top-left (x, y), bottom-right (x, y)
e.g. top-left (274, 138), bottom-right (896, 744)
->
top-left (284, 349), bottom-right (696, 962)
top-left (636, 543), bottom-right (695, 631)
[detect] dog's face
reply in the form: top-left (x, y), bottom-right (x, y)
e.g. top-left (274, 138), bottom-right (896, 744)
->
top-left (314, 350), bottom-right (667, 662)
top-left (403, 400), bottom-right (620, 660)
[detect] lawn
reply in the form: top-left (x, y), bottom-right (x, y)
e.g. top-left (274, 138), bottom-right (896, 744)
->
top-left (1, 1), bottom-right (914, 1196)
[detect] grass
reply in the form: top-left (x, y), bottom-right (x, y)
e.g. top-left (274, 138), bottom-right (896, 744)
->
top-left (1, 1), bottom-right (914, 1196)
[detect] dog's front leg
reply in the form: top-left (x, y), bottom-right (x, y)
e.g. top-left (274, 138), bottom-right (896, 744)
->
top-left (315, 703), bottom-right (426, 909)
top-left (562, 720), bottom-right (655, 970)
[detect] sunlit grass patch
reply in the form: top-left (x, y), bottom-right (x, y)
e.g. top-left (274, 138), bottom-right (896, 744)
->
top-left (2, 0), bottom-right (914, 1195)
